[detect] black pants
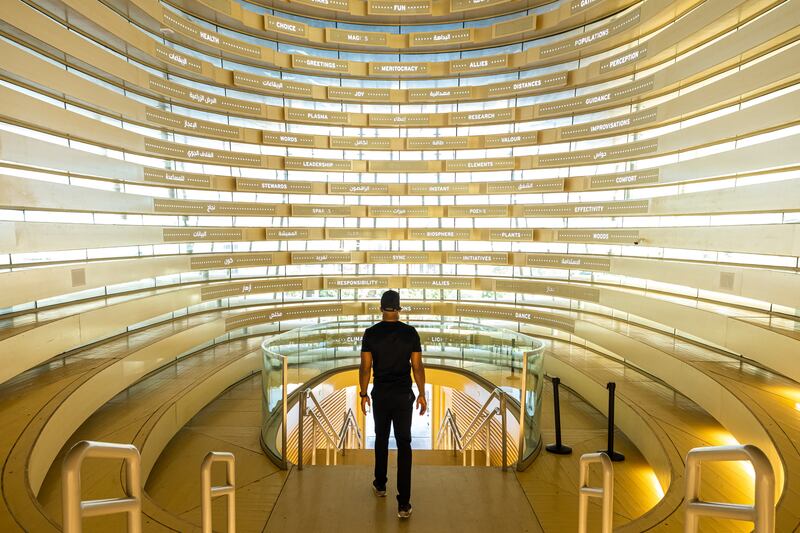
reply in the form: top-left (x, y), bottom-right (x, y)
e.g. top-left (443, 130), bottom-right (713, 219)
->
top-left (372, 386), bottom-right (414, 505)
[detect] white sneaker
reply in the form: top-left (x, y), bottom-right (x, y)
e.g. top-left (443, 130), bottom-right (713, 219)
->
top-left (397, 503), bottom-right (412, 519)
top-left (372, 483), bottom-right (386, 497)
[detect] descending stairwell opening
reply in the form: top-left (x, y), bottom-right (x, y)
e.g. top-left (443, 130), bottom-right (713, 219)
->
top-left (260, 320), bottom-right (541, 470)
top-left (363, 384), bottom-right (432, 450)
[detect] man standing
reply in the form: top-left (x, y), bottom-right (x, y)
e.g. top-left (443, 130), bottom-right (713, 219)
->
top-left (359, 290), bottom-right (426, 519)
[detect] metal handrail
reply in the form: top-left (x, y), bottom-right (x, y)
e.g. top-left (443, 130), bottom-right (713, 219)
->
top-left (459, 388), bottom-right (502, 444)
top-left (337, 408), bottom-right (364, 451)
top-left (435, 388), bottom-right (510, 469)
top-left (684, 444), bottom-right (775, 533)
top-left (435, 408), bottom-right (464, 453)
top-left (578, 452), bottom-right (614, 533)
top-left (201, 451), bottom-right (236, 533)
top-left (62, 440), bottom-right (142, 533)
top-left (305, 389), bottom-right (341, 444)
top-left (298, 388), bottom-right (364, 468)
top-left (462, 407), bottom-right (499, 467)
top-left (307, 409), bottom-right (340, 466)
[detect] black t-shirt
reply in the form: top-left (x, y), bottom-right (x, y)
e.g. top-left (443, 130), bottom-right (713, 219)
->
top-left (361, 321), bottom-right (421, 390)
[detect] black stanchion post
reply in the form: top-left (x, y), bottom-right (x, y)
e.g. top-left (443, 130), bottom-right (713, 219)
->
top-left (510, 338), bottom-right (515, 376)
top-left (602, 382), bottom-right (625, 462)
top-left (545, 377), bottom-right (572, 455)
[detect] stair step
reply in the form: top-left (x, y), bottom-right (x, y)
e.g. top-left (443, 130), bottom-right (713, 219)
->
top-left (327, 448), bottom-right (486, 466)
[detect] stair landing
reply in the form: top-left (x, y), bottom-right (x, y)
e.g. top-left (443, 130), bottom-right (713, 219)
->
top-left (264, 461), bottom-right (542, 532)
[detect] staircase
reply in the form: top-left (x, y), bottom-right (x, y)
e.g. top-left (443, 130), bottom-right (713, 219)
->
top-left (335, 448), bottom-right (475, 467)
top-left (295, 386), bottom-right (510, 470)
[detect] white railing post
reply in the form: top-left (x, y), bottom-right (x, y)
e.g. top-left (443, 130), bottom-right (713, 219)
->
top-left (297, 390), bottom-right (307, 470)
top-left (684, 444), bottom-right (775, 533)
top-left (325, 437), bottom-right (331, 466)
top-left (341, 411), bottom-right (348, 456)
top-left (201, 451), bottom-right (236, 533)
top-left (450, 412), bottom-right (457, 455)
top-left (336, 408), bottom-right (363, 452)
top-left (500, 392), bottom-right (508, 471)
top-left (311, 421), bottom-right (318, 465)
top-left (61, 440), bottom-right (142, 533)
top-left (484, 423), bottom-right (491, 467)
top-left (517, 351), bottom-right (529, 470)
top-left (578, 452), bottom-right (614, 533)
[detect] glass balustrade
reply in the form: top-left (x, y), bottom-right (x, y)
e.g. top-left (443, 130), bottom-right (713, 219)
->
top-left (260, 319), bottom-right (545, 468)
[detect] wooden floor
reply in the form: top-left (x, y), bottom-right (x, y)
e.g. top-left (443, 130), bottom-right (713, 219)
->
top-left (24, 324), bottom-right (795, 532)
top-left (137, 373), bottom-right (660, 533)
top-left (536, 372), bottom-right (743, 531)
top-left (1, 291), bottom-right (797, 531)
top-left (265, 463), bottom-right (542, 533)
top-left (32, 338), bottom-right (779, 532)
top-left (0, 308), bottom-right (235, 532)
top-left (573, 311), bottom-right (800, 532)
top-left (35, 351), bottom-right (286, 533)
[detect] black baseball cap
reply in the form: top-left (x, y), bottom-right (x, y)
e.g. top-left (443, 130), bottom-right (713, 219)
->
top-left (380, 290), bottom-right (401, 311)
